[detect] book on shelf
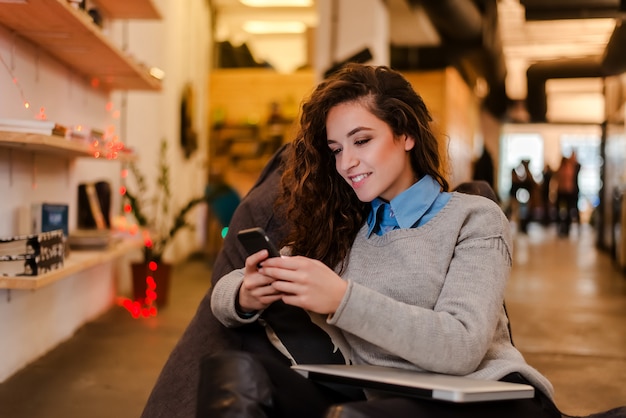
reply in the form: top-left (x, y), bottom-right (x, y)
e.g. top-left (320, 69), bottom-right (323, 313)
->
top-left (32, 203), bottom-right (69, 237)
top-left (0, 238), bottom-right (36, 257)
top-left (0, 118), bottom-right (67, 137)
top-left (0, 229), bottom-right (65, 276)
top-left (0, 254), bottom-right (38, 276)
top-left (77, 182), bottom-right (110, 230)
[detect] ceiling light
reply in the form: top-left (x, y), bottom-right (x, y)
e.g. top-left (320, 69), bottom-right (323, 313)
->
top-left (239, 0), bottom-right (313, 7)
top-left (149, 67), bottom-right (165, 80)
top-left (243, 20), bottom-right (307, 34)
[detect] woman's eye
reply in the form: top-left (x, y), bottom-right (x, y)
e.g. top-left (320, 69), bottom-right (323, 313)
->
top-left (330, 147), bottom-right (341, 155)
top-left (355, 138), bottom-right (371, 146)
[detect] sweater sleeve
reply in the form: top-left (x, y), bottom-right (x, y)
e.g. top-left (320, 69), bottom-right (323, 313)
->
top-left (328, 199), bottom-right (513, 375)
top-left (210, 268), bottom-right (261, 327)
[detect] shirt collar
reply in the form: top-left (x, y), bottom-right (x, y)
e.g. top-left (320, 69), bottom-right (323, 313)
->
top-left (366, 175), bottom-right (442, 236)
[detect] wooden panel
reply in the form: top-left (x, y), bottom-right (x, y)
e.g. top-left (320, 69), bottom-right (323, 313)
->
top-left (0, 0), bottom-right (161, 91)
top-left (401, 70), bottom-right (450, 177)
top-left (94, 0), bottom-right (161, 20)
top-left (402, 69), bottom-right (480, 185)
top-left (444, 67), bottom-right (478, 150)
top-left (402, 70), bottom-right (446, 125)
top-left (208, 69), bottom-right (314, 177)
top-left (209, 69), bottom-right (315, 125)
top-left (208, 68), bottom-right (481, 186)
top-left (444, 67), bottom-right (480, 184)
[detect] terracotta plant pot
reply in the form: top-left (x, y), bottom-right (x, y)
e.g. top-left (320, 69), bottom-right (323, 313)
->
top-left (131, 262), bottom-right (172, 308)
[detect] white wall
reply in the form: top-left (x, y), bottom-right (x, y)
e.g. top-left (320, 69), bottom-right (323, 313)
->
top-left (0, 16), bottom-right (124, 383)
top-left (0, 0), bottom-right (211, 382)
top-left (109, 0), bottom-right (211, 264)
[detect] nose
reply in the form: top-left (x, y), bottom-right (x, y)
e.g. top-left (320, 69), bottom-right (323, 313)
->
top-left (338, 147), bottom-right (358, 172)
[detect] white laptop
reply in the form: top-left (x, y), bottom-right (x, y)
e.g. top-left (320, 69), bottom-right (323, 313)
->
top-left (291, 364), bottom-right (535, 403)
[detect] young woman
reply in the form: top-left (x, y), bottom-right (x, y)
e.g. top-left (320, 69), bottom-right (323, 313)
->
top-left (202, 63), bottom-right (560, 418)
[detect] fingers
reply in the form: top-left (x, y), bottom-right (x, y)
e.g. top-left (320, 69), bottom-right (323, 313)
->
top-left (249, 283), bottom-right (282, 304)
top-left (244, 250), bottom-right (270, 272)
top-left (270, 279), bottom-right (297, 294)
top-left (258, 255), bottom-right (311, 282)
top-left (239, 275), bottom-right (281, 311)
top-left (241, 270), bottom-right (275, 290)
top-left (259, 254), bottom-right (300, 270)
top-left (261, 256), bottom-right (347, 314)
top-left (239, 251), bottom-right (285, 311)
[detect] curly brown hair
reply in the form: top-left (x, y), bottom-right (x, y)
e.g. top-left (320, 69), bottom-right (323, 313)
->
top-left (278, 63), bottom-right (448, 272)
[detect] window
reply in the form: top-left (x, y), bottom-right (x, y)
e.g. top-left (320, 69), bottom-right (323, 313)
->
top-left (560, 134), bottom-right (602, 215)
top-left (499, 133), bottom-right (544, 202)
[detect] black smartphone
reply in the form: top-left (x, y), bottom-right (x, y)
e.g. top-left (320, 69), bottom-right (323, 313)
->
top-left (237, 227), bottom-right (281, 258)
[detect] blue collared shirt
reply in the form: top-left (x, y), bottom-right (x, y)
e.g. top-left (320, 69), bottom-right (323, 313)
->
top-left (366, 175), bottom-right (452, 236)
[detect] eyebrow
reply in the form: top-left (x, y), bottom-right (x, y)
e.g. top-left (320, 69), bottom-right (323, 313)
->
top-left (347, 126), bottom-right (373, 137)
top-left (327, 126), bottom-right (374, 144)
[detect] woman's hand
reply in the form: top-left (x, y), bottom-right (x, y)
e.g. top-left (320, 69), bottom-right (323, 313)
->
top-left (237, 250), bottom-right (283, 313)
top-left (259, 256), bottom-right (347, 314)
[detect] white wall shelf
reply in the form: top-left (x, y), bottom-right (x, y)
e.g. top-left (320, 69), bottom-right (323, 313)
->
top-left (0, 238), bottom-right (143, 290)
top-left (0, 131), bottom-right (137, 162)
top-left (0, 0), bottom-right (162, 91)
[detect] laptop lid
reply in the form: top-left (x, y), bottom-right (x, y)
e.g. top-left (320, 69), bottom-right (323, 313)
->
top-left (291, 364), bottom-right (535, 403)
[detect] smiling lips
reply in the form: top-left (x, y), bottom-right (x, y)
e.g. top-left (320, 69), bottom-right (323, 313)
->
top-left (349, 173), bottom-right (370, 186)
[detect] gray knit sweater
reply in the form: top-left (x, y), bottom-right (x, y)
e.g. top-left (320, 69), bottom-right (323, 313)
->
top-left (211, 192), bottom-right (555, 398)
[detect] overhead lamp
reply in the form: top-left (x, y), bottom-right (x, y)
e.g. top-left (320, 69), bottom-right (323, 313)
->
top-left (149, 67), bottom-right (165, 81)
top-left (239, 0), bottom-right (313, 7)
top-left (243, 20), bottom-right (307, 34)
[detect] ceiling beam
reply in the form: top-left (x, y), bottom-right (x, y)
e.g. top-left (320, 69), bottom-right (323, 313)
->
top-left (520, 0), bottom-right (620, 20)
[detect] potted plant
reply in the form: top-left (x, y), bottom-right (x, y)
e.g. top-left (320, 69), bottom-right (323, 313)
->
top-left (121, 139), bottom-right (205, 312)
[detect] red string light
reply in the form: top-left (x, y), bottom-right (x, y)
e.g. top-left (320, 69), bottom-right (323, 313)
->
top-left (4, 51), bottom-right (150, 318)
top-left (116, 185), bottom-right (161, 318)
top-left (35, 107), bottom-right (47, 120)
top-left (1, 54), bottom-right (34, 115)
top-left (117, 262), bottom-right (160, 319)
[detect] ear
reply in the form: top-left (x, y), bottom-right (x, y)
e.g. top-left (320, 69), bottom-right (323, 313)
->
top-left (403, 135), bottom-right (416, 151)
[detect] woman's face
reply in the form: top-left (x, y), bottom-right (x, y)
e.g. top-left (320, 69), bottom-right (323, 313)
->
top-left (326, 101), bottom-right (416, 202)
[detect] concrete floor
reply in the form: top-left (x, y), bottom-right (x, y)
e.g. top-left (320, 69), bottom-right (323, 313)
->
top-left (0, 223), bottom-right (624, 417)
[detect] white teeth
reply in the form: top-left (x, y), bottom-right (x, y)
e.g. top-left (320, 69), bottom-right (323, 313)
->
top-left (351, 174), bottom-right (368, 183)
